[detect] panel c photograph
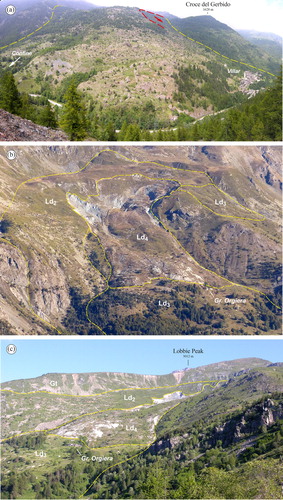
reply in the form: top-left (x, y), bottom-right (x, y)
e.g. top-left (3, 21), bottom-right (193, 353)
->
top-left (1, 337), bottom-right (283, 499)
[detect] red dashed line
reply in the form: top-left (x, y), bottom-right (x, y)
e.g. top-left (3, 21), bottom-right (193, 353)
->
top-left (138, 8), bottom-right (165, 29)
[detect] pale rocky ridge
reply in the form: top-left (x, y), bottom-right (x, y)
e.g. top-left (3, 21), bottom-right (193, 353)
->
top-left (1, 358), bottom-right (271, 394)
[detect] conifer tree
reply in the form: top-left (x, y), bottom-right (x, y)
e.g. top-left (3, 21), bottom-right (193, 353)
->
top-left (177, 126), bottom-right (187, 141)
top-left (141, 129), bottom-right (151, 141)
top-left (156, 129), bottom-right (164, 141)
top-left (60, 82), bottom-right (87, 140)
top-left (118, 120), bottom-right (128, 140)
top-left (39, 102), bottom-right (58, 129)
top-left (124, 124), bottom-right (141, 141)
top-left (103, 121), bottom-right (116, 141)
top-left (15, 93), bottom-right (34, 121)
top-left (0, 72), bottom-right (22, 114)
top-left (190, 122), bottom-right (200, 140)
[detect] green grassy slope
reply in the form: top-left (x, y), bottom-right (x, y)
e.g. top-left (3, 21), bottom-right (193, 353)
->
top-left (2, 363), bottom-right (282, 499)
top-left (174, 16), bottom-right (280, 74)
top-left (0, 3), bottom-right (281, 139)
top-left (157, 364), bottom-right (283, 436)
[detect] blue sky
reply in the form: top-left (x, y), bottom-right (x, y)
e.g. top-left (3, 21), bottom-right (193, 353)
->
top-left (1, 339), bottom-right (282, 382)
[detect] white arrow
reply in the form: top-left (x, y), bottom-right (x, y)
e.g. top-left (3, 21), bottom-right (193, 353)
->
top-left (9, 57), bottom-right (21, 67)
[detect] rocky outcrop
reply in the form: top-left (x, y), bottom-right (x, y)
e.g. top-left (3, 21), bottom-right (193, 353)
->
top-left (0, 146), bottom-right (281, 334)
top-left (259, 147), bottom-right (282, 191)
top-left (153, 391), bottom-right (185, 404)
top-left (29, 255), bottom-right (71, 321)
top-left (0, 109), bottom-right (67, 141)
top-left (0, 241), bottom-right (30, 307)
top-left (212, 399), bottom-right (283, 446)
top-left (148, 435), bottom-right (183, 454)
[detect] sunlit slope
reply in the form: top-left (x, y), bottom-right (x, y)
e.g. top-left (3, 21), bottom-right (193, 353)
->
top-left (1, 361), bottom-right (282, 500)
top-left (1, 360), bottom-right (272, 443)
top-left (0, 146), bottom-right (281, 335)
top-left (0, 3), bottom-right (280, 126)
top-left (1, 358), bottom-right (270, 394)
top-left (157, 363), bottom-right (283, 437)
top-left (172, 15), bottom-right (280, 74)
top-left (1, 362), bottom-right (241, 443)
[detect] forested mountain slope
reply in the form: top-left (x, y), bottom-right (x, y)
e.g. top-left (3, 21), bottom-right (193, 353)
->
top-left (0, 2), bottom-right (281, 140)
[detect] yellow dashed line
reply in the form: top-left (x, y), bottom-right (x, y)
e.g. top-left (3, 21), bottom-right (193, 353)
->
top-left (179, 188), bottom-right (265, 221)
top-left (77, 379), bottom-right (223, 498)
top-left (0, 379), bottom-right (223, 398)
top-left (180, 183), bottom-right (214, 188)
top-left (1, 380), bottom-right (225, 445)
top-left (149, 190), bottom-right (280, 310)
top-left (79, 440), bottom-right (154, 498)
top-left (0, 379), bottom-right (229, 498)
top-left (1, 406), bottom-right (153, 442)
top-left (0, 6), bottom-right (61, 51)
top-left (165, 17), bottom-right (276, 77)
top-left (0, 149), bottom-right (280, 337)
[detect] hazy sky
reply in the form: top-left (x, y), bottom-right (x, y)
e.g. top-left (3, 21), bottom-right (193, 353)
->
top-left (84, 0), bottom-right (283, 35)
top-left (1, 338), bottom-right (282, 382)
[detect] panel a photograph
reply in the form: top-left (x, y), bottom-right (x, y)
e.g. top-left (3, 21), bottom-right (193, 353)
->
top-left (0, 0), bottom-right (282, 141)
top-left (1, 338), bottom-right (283, 499)
top-left (0, 146), bottom-right (281, 335)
